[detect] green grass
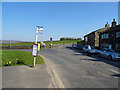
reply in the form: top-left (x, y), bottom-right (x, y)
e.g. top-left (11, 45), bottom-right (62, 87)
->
top-left (1, 40), bottom-right (79, 46)
top-left (1, 50), bottom-right (44, 66)
top-left (45, 40), bottom-right (79, 45)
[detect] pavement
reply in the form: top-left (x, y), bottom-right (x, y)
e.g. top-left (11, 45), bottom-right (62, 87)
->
top-left (2, 64), bottom-right (58, 88)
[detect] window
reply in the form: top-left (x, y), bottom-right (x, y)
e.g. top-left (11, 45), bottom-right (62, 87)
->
top-left (116, 32), bottom-right (120, 37)
top-left (101, 34), bottom-right (103, 39)
top-left (101, 33), bottom-right (109, 39)
top-left (106, 34), bottom-right (108, 38)
top-left (116, 44), bottom-right (120, 50)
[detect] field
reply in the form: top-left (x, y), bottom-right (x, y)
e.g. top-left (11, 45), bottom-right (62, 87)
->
top-left (1, 50), bottom-right (44, 66)
top-left (44, 40), bottom-right (80, 45)
top-left (0, 42), bottom-right (33, 46)
top-left (0, 40), bottom-right (79, 46)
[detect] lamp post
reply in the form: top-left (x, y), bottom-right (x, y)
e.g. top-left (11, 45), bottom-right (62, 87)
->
top-left (33, 26), bottom-right (43, 67)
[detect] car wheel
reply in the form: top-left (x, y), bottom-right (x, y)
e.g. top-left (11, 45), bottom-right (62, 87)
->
top-left (108, 55), bottom-right (112, 60)
top-left (87, 51), bottom-right (91, 56)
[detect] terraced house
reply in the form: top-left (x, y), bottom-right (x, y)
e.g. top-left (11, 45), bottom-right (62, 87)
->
top-left (99, 19), bottom-right (120, 51)
top-left (84, 22), bottom-right (110, 49)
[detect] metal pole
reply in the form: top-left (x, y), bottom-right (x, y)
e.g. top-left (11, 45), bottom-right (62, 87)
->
top-left (33, 27), bottom-right (38, 67)
top-left (33, 56), bottom-right (36, 66)
top-left (35, 29), bottom-right (38, 44)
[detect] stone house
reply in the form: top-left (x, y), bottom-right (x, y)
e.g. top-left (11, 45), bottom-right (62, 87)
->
top-left (99, 20), bottom-right (120, 51)
top-left (84, 23), bottom-right (110, 48)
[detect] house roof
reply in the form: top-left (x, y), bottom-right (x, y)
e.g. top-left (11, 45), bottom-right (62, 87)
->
top-left (84, 26), bottom-right (110, 37)
top-left (101, 24), bottom-right (120, 33)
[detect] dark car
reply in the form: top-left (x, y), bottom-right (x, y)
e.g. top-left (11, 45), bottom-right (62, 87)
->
top-left (72, 44), bottom-right (83, 50)
top-left (75, 44), bottom-right (83, 50)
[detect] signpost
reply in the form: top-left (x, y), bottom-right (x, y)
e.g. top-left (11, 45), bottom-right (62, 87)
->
top-left (32, 44), bottom-right (38, 56)
top-left (50, 38), bottom-right (52, 48)
top-left (32, 26), bottom-right (43, 67)
top-left (32, 44), bottom-right (38, 66)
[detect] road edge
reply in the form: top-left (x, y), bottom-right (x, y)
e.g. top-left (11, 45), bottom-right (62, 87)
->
top-left (40, 55), bottom-right (65, 88)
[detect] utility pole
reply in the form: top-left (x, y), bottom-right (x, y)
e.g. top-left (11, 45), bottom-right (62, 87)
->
top-left (33, 26), bottom-right (43, 67)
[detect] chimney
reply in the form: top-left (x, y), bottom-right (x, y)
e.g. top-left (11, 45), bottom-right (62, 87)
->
top-left (105, 22), bottom-right (110, 27)
top-left (111, 19), bottom-right (117, 27)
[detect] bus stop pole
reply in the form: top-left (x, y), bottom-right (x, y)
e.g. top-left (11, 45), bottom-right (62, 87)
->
top-left (33, 27), bottom-right (38, 67)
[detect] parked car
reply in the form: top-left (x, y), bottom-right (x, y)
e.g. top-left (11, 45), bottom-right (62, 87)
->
top-left (72, 44), bottom-right (77, 48)
top-left (40, 42), bottom-right (46, 47)
top-left (75, 44), bottom-right (83, 50)
top-left (83, 45), bottom-right (98, 55)
top-left (72, 44), bottom-right (83, 50)
top-left (97, 48), bottom-right (120, 60)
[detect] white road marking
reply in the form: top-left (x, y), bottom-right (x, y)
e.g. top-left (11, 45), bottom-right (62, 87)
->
top-left (109, 69), bottom-right (119, 74)
top-left (41, 55), bottom-right (64, 88)
top-left (105, 68), bottom-right (119, 74)
top-left (52, 69), bottom-right (65, 88)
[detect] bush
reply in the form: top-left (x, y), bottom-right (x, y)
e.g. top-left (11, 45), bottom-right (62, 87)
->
top-left (77, 41), bottom-right (81, 44)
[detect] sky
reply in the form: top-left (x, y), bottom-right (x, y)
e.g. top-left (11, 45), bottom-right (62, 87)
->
top-left (2, 2), bottom-right (118, 41)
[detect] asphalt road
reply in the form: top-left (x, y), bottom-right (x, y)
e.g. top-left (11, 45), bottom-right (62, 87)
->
top-left (39, 45), bottom-right (120, 88)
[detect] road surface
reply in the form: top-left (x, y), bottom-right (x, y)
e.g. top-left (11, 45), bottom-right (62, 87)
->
top-left (39, 45), bottom-right (120, 88)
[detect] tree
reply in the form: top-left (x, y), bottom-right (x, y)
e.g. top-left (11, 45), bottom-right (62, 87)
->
top-left (60, 37), bottom-right (82, 41)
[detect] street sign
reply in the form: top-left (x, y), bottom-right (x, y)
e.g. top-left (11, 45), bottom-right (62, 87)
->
top-left (50, 38), bottom-right (52, 42)
top-left (32, 44), bottom-right (38, 56)
top-left (36, 26), bottom-right (43, 31)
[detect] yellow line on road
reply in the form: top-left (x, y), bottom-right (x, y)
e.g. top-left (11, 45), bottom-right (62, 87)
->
top-left (98, 72), bottom-right (110, 78)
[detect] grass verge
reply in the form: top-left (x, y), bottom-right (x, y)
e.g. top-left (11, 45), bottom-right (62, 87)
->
top-left (0, 50), bottom-right (44, 66)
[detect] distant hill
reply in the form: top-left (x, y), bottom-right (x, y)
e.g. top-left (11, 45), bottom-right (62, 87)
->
top-left (0, 40), bottom-right (25, 44)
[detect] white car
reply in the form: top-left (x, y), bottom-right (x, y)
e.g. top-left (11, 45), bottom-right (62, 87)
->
top-left (83, 45), bottom-right (98, 54)
top-left (97, 49), bottom-right (120, 60)
top-left (41, 42), bottom-right (46, 47)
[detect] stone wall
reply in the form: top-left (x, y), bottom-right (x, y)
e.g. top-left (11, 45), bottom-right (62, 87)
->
top-left (0, 43), bottom-right (73, 49)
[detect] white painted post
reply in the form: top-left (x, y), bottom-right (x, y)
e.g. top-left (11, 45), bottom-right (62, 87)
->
top-left (33, 27), bottom-right (38, 67)
top-left (33, 56), bottom-right (36, 66)
top-left (35, 29), bottom-right (38, 44)
top-left (33, 26), bottom-right (43, 67)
